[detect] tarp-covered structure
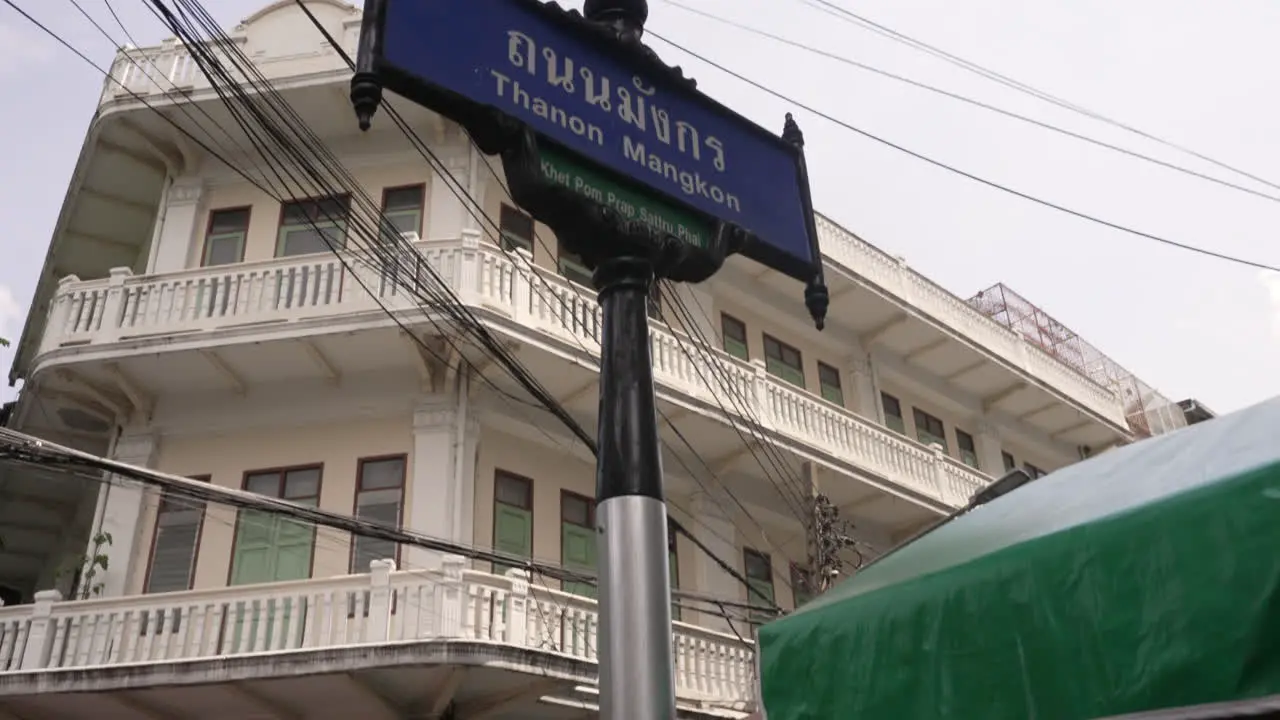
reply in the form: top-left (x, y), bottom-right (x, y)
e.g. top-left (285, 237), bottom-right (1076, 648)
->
top-left (757, 396), bottom-right (1280, 720)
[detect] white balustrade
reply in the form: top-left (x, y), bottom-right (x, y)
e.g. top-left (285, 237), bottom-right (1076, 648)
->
top-left (0, 605), bottom-right (30, 671)
top-left (814, 215), bottom-right (1127, 425)
top-left (36, 237), bottom-right (991, 508)
top-left (0, 562), bottom-right (755, 704)
top-left (90, 39), bottom-right (1122, 432)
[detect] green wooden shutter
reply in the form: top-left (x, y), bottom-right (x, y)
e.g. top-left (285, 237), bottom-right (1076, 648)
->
top-left (561, 523), bottom-right (597, 598)
top-left (493, 504), bottom-right (532, 576)
top-left (230, 510), bottom-right (277, 586)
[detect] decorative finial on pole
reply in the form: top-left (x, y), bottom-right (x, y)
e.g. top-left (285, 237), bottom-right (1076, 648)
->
top-left (781, 112), bottom-right (829, 330)
top-left (584, 0), bottom-right (649, 39)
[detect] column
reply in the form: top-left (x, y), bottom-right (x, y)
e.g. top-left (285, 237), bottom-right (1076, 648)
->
top-left (90, 432), bottom-right (159, 599)
top-left (425, 156), bottom-right (470, 242)
top-left (405, 392), bottom-right (480, 571)
top-left (975, 420), bottom-right (1005, 477)
top-left (847, 354), bottom-right (880, 422)
top-left (687, 490), bottom-right (740, 635)
top-left (150, 178), bottom-right (206, 273)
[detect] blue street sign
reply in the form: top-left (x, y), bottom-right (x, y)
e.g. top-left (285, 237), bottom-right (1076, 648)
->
top-left (372, 0), bottom-right (817, 278)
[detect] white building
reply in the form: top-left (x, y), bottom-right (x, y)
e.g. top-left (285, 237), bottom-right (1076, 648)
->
top-left (0, 1), bottom-right (1142, 717)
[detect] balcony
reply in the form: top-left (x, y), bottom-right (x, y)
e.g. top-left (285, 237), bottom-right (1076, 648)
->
top-left (30, 235), bottom-right (989, 513)
top-left (98, 10), bottom-right (361, 111)
top-left (815, 215), bottom-right (1127, 428)
top-left (0, 560), bottom-right (753, 716)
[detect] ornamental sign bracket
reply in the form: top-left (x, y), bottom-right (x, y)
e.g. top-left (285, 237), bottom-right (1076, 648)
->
top-left (349, 0), bottom-right (829, 328)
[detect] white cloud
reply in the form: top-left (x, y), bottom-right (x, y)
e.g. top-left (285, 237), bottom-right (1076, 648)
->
top-left (1261, 271), bottom-right (1280, 338)
top-left (0, 22), bottom-right (55, 76)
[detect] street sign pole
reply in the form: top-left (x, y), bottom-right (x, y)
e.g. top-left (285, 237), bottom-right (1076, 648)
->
top-left (350, 0), bottom-right (830, 715)
top-left (575, 4), bottom-right (677, 717)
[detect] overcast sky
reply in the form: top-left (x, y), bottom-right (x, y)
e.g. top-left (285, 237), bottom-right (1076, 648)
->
top-left (2, 0), bottom-right (1278, 415)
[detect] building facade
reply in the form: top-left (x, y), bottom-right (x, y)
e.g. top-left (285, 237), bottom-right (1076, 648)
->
top-left (0, 2), bottom-right (1139, 717)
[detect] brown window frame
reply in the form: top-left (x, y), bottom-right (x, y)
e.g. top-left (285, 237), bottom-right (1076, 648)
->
top-left (1002, 451), bottom-right (1017, 472)
top-left (560, 490), bottom-right (596, 530)
top-left (789, 562), bottom-right (813, 609)
top-left (142, 475), bottom-right (210, 594)
top-left (275, 194), bottom-right (352, 257)
top-left (721, 314), bottom-right (749, 360)
top-left (200, 206), bottom-right (252, 267)
top-left (227, 464), bottom-right (325, 584)
top-left (499, 203), bottom-right (534, 253)
top-left (817, 361), bottom-right (844, 406)
top-left (882, 392), bottom-right (905, 434)
top-left (956, 429), bottom-right (979, 470)
top-left (743, 547), bottom-right (775, 623)
top-left (348, 454), bottom-right (408, 574)
top-left (380, 184), bottom-right (426, 238)
top-left (492, 470), bottom-right (534, 574)
top-left (763, 334), bottom-right (805, 388)
top-left (913, 408), bottom-right (947, 451)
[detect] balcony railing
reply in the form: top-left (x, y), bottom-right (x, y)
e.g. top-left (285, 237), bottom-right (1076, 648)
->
top-left (90, 34), bottom-right (1122, 431)
top-left (0, 560), bottom-right (754, 704)
top-left (35, 234), bottom-right (988, 508)
top-left (99, 24), bottom-right (362, 107)
top-left (815, 215), bottom-right (1126, 426)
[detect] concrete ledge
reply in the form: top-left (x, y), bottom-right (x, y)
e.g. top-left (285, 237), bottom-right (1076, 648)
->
top-left (0, 640), bottom-right (593, 697)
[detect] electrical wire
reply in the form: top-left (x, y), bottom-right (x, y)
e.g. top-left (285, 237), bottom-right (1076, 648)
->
top-left (24, 0), bottom-right (808, 617)
top-left (154, 0), bottom-right (787, 626)
top-left (0, 427), bottom-right (777, 618)
top-left (285, 0), bottom-right (808, 606)
top-left (645, 29), bottom-right (1280, 273)
top-left (801, 0), bottom-right (1280, 194)
top-left (658, 0), bottom-right (1280, 206)
top-left (0, 1), bottom-right (780, 668)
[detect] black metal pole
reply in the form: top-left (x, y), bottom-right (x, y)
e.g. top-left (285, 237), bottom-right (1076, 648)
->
top-left (580, 1), bottom-right (676, 714)
top-left (591, 253), bottom-right (676, 720)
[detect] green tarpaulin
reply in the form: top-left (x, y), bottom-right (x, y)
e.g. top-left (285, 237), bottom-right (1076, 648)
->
top-left (757, 396), bottom-right (1280, 720)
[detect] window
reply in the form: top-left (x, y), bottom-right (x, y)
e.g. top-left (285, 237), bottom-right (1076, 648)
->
top-left (499, 203), bottom-right (534, 253)
top-left (818, 362), bottom-right (844, 406)
top-left (561, 492), bottom-right (597, 598)
top-left (558, 246), bottom-right (594, 288)
top-left (956, 429), bottom-right (979, 469)
top-left (201, 208), bottom-right (250, 267)
top-left (230, 466), bottom-right (322, 587)
top-left (646, 282), bottom-right (663, 321)
top-left (277, 195), bottom-right (350, 257)
top-left (790, 562), bottom-right (813, 609)
top-left (1025, 463), bottom-right (1047, 479)
top-left (763, 334), bottom-right (804, 388)
top-left (913, 408), bottom-right (947, 452)
top-left (493, 472), bottom-right (533, 575)
top-left (381, 185), bottom-right (425, 237)
top-left (721, 314), bottom-right (748, 360)
top-left (145, 477), bottom-right (209, 594)
top-left (350, 456), bottom-right (406, 574)
top-left (744, 549), bottom-right (775, 624)
top-left (882, 392), bottom-right (905, 434)
top-left (244, 467), bottom-right (321, 503)
top-left (1002, 452), bottom-right (1017, 473)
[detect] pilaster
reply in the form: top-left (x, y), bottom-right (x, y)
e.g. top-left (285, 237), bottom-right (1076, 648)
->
top-left (150, 178), bottom-right (206, 273)
top-left (407, 393), bottom-right (480, 571)
top-left (91, 431), bottom-right (159, 599)
top-left (425, 155), bottom-right (471, 241)
top-left (847, 353), bottom-right (880, 422)
top-left (974, 419), bottom-right (1005, 477)
top-left (686, 490), bottom-right (740, 635)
